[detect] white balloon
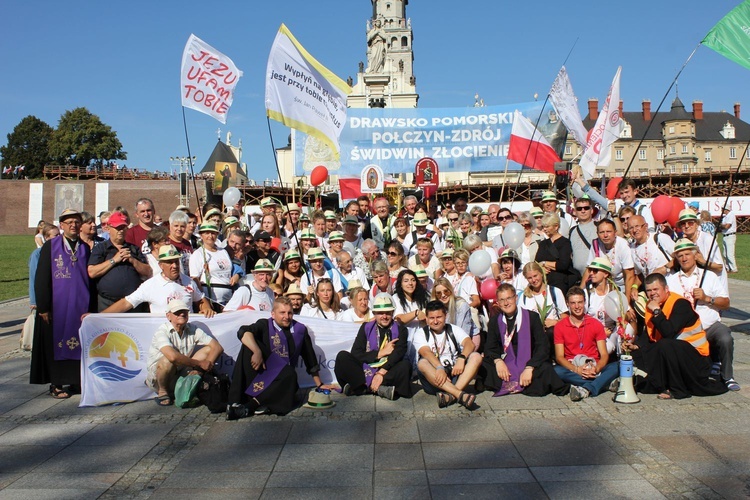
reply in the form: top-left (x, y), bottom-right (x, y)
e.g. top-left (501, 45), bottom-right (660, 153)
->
top-left (604, 290), bottom-right (628, 322)
top-left (559, 217), bottom-right (570, 238)
top-left (468, 250), bottom-right (492, 276)
top-left (222, 187), bottom-right (241, 207)
top-left (502, 222), bottom-right (525, 250)
top-left (492, 234), bottom-right (505, 251)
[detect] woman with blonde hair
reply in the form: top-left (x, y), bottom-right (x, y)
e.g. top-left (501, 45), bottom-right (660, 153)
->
top-left (534, 213), bottom-right (578, 294)
top-left (300, 278), bottom-right (342, 320)
top-left (339, 287), bottom-right (372, 323)
top-left (431, 277), bottom-right (476, 344)
top-left (519, 261), bottom-right (568, 351)
top-left (34, 220), bottom-right (46, 248)
top-left (517, 211), bottom-right (542, 265)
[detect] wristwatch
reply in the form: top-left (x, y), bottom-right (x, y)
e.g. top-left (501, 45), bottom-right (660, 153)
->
top-left (109, 258), bottom-right (116, 266)
top-left (652, 307), bottom-right (662, 316)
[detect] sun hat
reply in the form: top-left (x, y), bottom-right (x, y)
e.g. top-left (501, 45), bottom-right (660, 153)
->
top-left (198, 222), bottom-right (220, 233)
top-left (413, 213), bottom-right (429, 226)
top-left (300, 213), bottom-right (311, 221)
top-left (58, 208), bottom-right (81, 221)
top-left (204, 208), bottom-right (223, 220)
top-left (440, 248), bottom-right (454, 259)
top-left (253, 259), bottom-right (275, 273)
top-left (677, 209), bottom-right (699, 225)
top-left (328, 231), bottom-right (345, 242)
top-left (260, 197), bottom-right (278, 208)
top-left (541, 191), bottom-right (557, 202)
top-left (411, 265), bottom-right (428, 278)
top-left (672, 238), bottom-right (698, 255)
top-left (530, 207), bottom-right (544, 217)
top-left (372, 293), bottom-right (396, 312)
top-left (307, 247), bottom-right (326, 260)
top-left (343, 215), bottom-right (359, 225)
top-left (223, 216), bottom-right (239, 227)
top-left (303, 388), bottom-right (336, 410)
top-left (284, 203), bottom-right (300, 214)
top-left (300, 228), bottom-right (317, 240)
top-left (284, 283), bottom-right (305, 297)
top-left (587, 256), bottom-right (613, 274)
top-left (283, 248), bottom-right (301, 261)
top-left (167, 299), bottom-right (190, 314)
top-left (158, 245), bottom-right (181, 261)
top-left (324, 210), bottom-right (337, 220)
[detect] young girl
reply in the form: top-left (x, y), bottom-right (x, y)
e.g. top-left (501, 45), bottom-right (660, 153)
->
top-left (300, 279), bottom-right (342, 320)
top-left (393, 269), bottom-right (429, 365)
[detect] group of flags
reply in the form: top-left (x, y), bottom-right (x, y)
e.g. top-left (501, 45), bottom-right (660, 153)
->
top-left (179, 1), bottom-right (750, 182)
top-left (1, 165), bottom-right (25, 177)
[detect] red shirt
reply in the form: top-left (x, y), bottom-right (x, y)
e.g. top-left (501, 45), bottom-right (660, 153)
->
top-left (553, 315), bottom-right (606, 361)
top-left (125, 225), bottom-right (152, 252)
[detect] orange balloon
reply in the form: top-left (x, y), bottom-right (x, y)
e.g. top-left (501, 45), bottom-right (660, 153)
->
top-left (310, 165), bottom-right (328, 186)
top-left (606, 177), bottom-right (623, 200)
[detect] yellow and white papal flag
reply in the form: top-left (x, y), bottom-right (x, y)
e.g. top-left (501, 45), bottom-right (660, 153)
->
top-left (265, 24), bottom-right (351, 158)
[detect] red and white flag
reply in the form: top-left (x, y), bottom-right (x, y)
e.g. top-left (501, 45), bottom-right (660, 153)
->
top-left (579, 66), bottom-right (624, 179)
top-left (507, 111), bottom-right (561, 174)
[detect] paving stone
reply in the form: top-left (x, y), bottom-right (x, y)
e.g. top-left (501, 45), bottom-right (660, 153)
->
top-left (174, 444), bottom-right (282, 472)
top-left (328, 393), bottom-right (376, 411)
top-left (6, 473), bottom-right (123, 490)
top-left (514, 438), bottom-right (625, 467)
top-left (286, 420), bottom-right (375, 444)
top-left (0, 382), bottom-right (48, 400)
top-left (539, 479), bottom-right (666, 499)
top-left (199, 421), bottom-right (292, 446)
top-left (259, 487), bottom-right (372, 499)
top-left (499, 415), bottom-right (597, 441)
top-left (150, 488), bottom-right (263, 500)
top-left (0, 446), bottom-right (64, 473)
top-left (430, 482), bottom-right (549, 499)
top-left (2, 397), bottom-right (64, 416)
top-left (0, 489), bottom-right (107, 500)
top-left (418, 417), bottom-right (508, 442)
top-left (274, 444), bottom-right (373, 471)
top-left (485, 394), bottom-right (568, 411)
top-left (374, 443), bottom-right (424, 470)
top-left (35, 445), bottom-right (149, 473)
top-left (373, 470), bottom-right (428, 487)
top-left (376, 419), bottom-right (420, 443)
top-left (0, 474), bottom-right (21, 489)
top-left (375, 486), bottom-right (431, 499)
top-left (0, 423), bottom-right (94, 446)
top-left (160, 472), bottom-right (269, 489)
top-left (0, 422), bottom-right (16, 437)
top-left (428, 467), bottom-right (535, 484)
top-left (266, 470), bottom-right (370, 488)
top-left (422, 441), bottom-right (525, 469)
top-left (0, 399), bottom-right (27, 413)
top-left (375, 394), bottom-right (414, 412)
top-left (72, 423), bottom-right (174, 447)
top-left (529, 464), bottom-right (642, 482)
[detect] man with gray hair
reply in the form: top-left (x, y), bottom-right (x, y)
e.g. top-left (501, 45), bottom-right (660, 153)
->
top-left (403, 195), bottom-right (418, 224)
top-left (168, 210), bottom-right (193, 274)
top-left (361, 238), bottom-right (385, 282)
top-left (126, 198), bottom-right (156, 253)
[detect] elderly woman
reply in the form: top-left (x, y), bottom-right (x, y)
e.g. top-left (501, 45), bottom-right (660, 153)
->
top-left (463, 234), bottom-right (500, 281)
top-left (339, 287), bottom-right (373, 323)
top-left (79, 212), bottom-right (104, 250)
top-left (498, 248), bottom-right (528, 296)
top-left (529, 207), bottom-right (546, 239)
top-left (145, 226), bottom-right (170, 276)
top-left (369, 260), bottom-right (393, 302)
top-left (470, 206), bottom-right (484, 234)
top-left (188, 222), bottom-right (238, 306)
top-left (431, 277), bottom-right (476, 345)
top-left (435, 248), bottom-right (455, 282)
top-left (168, 210), bottom-right (194, 273)
top-left (534, 213), bottom-right (578, 294)
top-left (458, 212), bottom-right (474, 238)
top-left (392, 216), bottom-right (411, 255)
top-left (517, 211), bottom-right (542, 265)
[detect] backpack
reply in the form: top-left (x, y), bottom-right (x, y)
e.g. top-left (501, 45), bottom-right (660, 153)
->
top-left (197, 371), bottom-right (231, 413)
top-left (653, 233), bottom-right (671, 260)
top-left (422, 324), bottom-right (461, 356)
top-left (409, 230), bottom-right (436, 253)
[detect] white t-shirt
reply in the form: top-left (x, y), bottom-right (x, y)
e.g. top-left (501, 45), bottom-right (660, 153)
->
top-left (455, 273), bottom-right (479, 304)
top-left (413, 323), bottom-right (469, 365)
top-left (342, 266), bottom-right (371, 291)
top-left (125, 273), bottom-right (204, 314)
top-left (403, 231), bottom-right (444, 256)
top-left (584, 287), bottom-right (616, 331)
top-left (694, 230), bottom-right (728, 291)
top-left (300, 269), bottom-right (344, 295)
top-left (223, 281), bottom-right (274, 312)
top-left (300, 303), bottom-right (341, 320)
top-left (339, 307), bottom-right (373, 323)
top-left (721, 211), bottom-right (737, 234)
top-left (189, 247), bottom-right (234, 304)
top-left (631, 233), bottom-right (675, 277)
top-left (588, 236), bottom-right (634, 289)
top-left (666, 268), bottom-right (726, 329)
top-left (393, 297), bottom-right (422, 332)
top-left (407, 254), bottom-right (441, 279)
top-left (518, 285), bottom-right (568, 321)
top-left (619, 200), bottom-right (655, 231)
top-left (502, 273), bottom-right (528, 297)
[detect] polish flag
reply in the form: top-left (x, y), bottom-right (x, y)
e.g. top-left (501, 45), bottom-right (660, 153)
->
top-left (507, 110), bottom-right (561, 174)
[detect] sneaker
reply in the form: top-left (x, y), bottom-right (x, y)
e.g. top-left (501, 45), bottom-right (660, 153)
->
top-left (710, 362), bottom-right (721, 378)
top-left (377, 385), bottom-right (396, 400)
top-left (226, 403), bottom-right (249, 421)
top-left (254, 406), bottom-right (270, 415)
top-left (726, 379), bottom-right (741, 392)
top-left (570, 385), bottom-right (590, 402)
top-left (608, 378), bottom-right (620, 393)
top-left (342, 383), bottom-right (352, 397)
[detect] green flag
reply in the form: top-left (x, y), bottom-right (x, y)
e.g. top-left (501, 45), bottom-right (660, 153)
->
top-left (703, 1), bottom-right (750, 70)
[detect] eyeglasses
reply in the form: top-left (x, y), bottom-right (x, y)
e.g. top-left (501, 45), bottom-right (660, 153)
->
top-left (170, 310), bottom-right (189, 316)
top-left (499, 215), bottom-right (513, 221)
top-left (387, 251), bottom-right (400, 257)
top-left (521, 223), bottom-right (532, 228)
top-left (534, 215), bottom-right (543, 219)
top-left (629, 223), bottom-right (648, 231)
top-left (497, 296), bottom-right (516, 303)
top-left (575, 206), bottom-right (592, 212)
top-left (619, 217), bottom-right (630, 223)
top-left (449, 218), bottom-right (459, 222)
top-left (589, 268), bottom-right (605, 274)
top-left (435, 290), bottom-right (451, 298)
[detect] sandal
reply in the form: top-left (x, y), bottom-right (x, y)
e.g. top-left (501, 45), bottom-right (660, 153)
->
top-left (49, 385), bottom-right (71, 399)
top-left (657, 391), bottom-right (673, 400)
top-left (458, 391), bottom-right (476, 410)
top-left (437, 391), bottom-right (457, 408)
top-left (154, 395), bottom-right (173, 406)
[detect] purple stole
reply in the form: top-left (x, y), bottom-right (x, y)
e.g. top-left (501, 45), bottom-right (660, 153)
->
top-left (362, 320), bottom-right (400, 386)
top-left (246, 318), bottom-right (306, 397)
top-left (494, 309), bottom-right (532, 396)
top-left (50, 237), bottom-right (90, 361)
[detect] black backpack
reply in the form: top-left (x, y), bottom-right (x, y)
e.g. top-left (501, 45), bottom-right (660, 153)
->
top-left (197, 371), bottom-right (230, 413)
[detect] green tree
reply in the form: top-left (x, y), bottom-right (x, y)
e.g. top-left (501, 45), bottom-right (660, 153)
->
top-left (48, 107), bottom-right (126, 167)
top-left (0, 115), bottom-right (53, 178)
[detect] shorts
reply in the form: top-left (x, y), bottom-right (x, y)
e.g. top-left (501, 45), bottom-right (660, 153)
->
top-left (417, 369), bottom-right (459, 395)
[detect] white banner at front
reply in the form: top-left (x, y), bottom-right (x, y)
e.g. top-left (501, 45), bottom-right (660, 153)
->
top-left (79, 310), bottom-right (358, 407)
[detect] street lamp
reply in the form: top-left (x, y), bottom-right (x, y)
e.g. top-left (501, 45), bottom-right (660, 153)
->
top-left (170, 156), bottom-right (196, 207)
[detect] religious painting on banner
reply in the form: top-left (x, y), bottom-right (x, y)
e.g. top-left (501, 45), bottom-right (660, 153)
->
top-left (415, 157), bottom-right (439, 198)
top-left (55, 184), bottom-right (83, 217)
top-left (213, 162), bottom-right (237, 194)
top-left (361, 164), bottom-right (384, 194)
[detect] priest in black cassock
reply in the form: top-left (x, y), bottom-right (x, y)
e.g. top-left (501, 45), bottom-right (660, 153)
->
top-left (226, 297), bottom-right (336, 420)
top-left (30, 208), bottom-right (95, 399)
top-left (334, 293), bottom-right (412, 400)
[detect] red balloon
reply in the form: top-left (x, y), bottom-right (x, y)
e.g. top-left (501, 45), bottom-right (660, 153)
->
top-left (310, 165), bottom-right (328, 187)
top-left (480, 279), bottom-right (499, 301)
top-left (667, 197), bottom-right (685, 228)
top-left (650, 195), bottom-right (672, 224)
top-left (606, 177), bottom-right (623, 200)
top-left (270, 237), bottom-right (281, 252)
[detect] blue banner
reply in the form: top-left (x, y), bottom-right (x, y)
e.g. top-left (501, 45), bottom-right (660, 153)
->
top-left (293, 102), bottom-right (565, 176)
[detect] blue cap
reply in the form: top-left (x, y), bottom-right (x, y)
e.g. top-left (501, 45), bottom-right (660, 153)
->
top-left (688, 202), bottom-right (699, 209)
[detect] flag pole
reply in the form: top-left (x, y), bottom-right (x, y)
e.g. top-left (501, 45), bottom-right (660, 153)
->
top-left (181, 107), bottom-right (203, 218)
top-left (621, 42), bottom-right (701, 180)
top-left (698, 138), bottom-right (750, 288)
top-left (499, 155), bottom-right (511, 204)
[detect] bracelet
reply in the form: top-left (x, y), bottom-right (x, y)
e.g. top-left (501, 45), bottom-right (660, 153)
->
top-left (631, 284), bottom-right (639, 289)
top-left (435, 365), bottom-right (445, 371)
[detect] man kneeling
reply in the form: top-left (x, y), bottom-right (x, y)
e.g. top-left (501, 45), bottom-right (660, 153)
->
top-left (227, 297), bottom-right (335, 420)
top-left (553, 286), bottom-right (619, 401)
top-left (415, 300), bottom-right (481, 409)
top-left (335, 293), bottom-right (412, 400)
top-left (146, 300), bottom-right (224, 406)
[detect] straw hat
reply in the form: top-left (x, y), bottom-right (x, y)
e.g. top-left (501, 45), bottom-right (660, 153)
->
top-left (328, 231), bottom-right (345, 242)
top-left (672, 238), bottom-right (698, 256)
top-left (307, 247), bottom-right (326, 260)
top-left (413, 212), bottom-right (430, 226)
top-left (284, 249), bottom-right (301, 262)
top-left (284, 283), bottom-right (305, 297)
top-left (541, 191), bottom-right (558, 202)
top-left (302, 388), bottom-right (335, 410)
top-left (372, 293), bottom-right (396, 312)
top-left (158, 245), bottom-right (181, 262)
top-left (587, 256), bottom-right (613, 274)
top-left (198, 222), bottom-right (219, 233)
top-left (677, 209), bottom-right (699, 225)
top-left (253, 259), bottom-right (275, 273)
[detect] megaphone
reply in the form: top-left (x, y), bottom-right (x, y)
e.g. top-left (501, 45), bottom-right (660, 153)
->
top-left (613, 355), bottom-right (641, 404)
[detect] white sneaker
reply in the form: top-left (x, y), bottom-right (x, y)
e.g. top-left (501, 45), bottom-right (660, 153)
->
top-left (570, 385), bottom-right (590, 402)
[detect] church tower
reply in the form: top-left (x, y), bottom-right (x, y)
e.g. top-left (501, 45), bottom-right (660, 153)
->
top-left (348, 0), bottom-right (419, 109)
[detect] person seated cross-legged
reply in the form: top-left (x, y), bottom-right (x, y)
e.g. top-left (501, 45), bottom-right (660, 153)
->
top-left (334, 293), bottom-right (412, 400)
top-left (145, 300), bottom-right (224, 406)
top-left (414, 300), bottom-right (482, 410)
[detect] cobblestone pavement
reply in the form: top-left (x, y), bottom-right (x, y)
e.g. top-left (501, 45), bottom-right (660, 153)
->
top-left (0, 282), bottom-right (748, 500)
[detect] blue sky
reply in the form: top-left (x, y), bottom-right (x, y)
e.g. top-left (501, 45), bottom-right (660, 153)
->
top-left (1, 0), bottom-right (749, 181)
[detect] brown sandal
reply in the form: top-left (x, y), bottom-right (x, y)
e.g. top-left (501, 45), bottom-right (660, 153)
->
top-left (437, 391), bottom-right (457, 408)
top-left (49, 385), bottom-right (71, 399)
top-left (458, 391), bottom-right (476, 410)
top-left (657, 391), bottom-right (673, 400)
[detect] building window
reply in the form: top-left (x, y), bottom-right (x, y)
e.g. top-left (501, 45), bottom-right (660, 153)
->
top-left (639, 169), bottom-right (648, 177)
top-left (683, 164), bottom-right (689, 173)
top-left (730, 147), bottom-right (737, 159)
top-left (565, 145), bottom-right (572, 155)
top-left (615, 149), bottom-right (623, 160)
top-left (615, 169), bottom-right (624, 176)
top-left (669, 145), bottom-right (676, 154)
top-left (670, 165), bottom-right (676, 174)
top-left (682, 144), bottom-right (688, 153)
top-left (639, 149), bottom-right (646, 160)
top-left (705, 150), bottom-right (712, 162)
top-left (669, 126), bottom-right (675, 134)
top-left (657, 149), bottom-right (664, 160)
top-left (401, 36), bottom-right (408, 47)
top-left (746, 148), bottom-right (750, 159)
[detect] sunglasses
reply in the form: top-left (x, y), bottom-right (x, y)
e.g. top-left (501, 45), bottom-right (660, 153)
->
top-left (449, 218), bottom-right (459, 222)
top-left (521, 223), bottom-right (532, 228)
top-left (575, 206), bottom-right (592, 212)
top-left (387, 251), bottom-right (400, 257)
top-left (619, 217), bottom-right (630, 223)
top-left (499, 215), bottom-right (513, 221)
top-left (435, 290), bottom-right (451, 298)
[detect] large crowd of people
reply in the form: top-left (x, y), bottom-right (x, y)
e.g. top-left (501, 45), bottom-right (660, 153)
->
top-left (27, 180), bottom-right (741, 415)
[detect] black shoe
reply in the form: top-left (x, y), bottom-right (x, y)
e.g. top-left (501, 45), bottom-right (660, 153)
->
top-left (342, 383), bottom-right (352, 396)
top-left (377, 385), bottom-right (396, 400)
top-left (254, 406), bottom-right (270, 415)
top-left (226, 403), bottom-right (249, 421)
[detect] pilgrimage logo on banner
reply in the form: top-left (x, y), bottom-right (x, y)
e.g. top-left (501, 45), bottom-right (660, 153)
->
top-left (293, 102), bottom-right (554, 176)
top-left (180, 34), bottom-right (243, 124)
top-left (79, 311), bottom-right (358, 407)
top-left (266, 23), bottom-right (351, 158)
